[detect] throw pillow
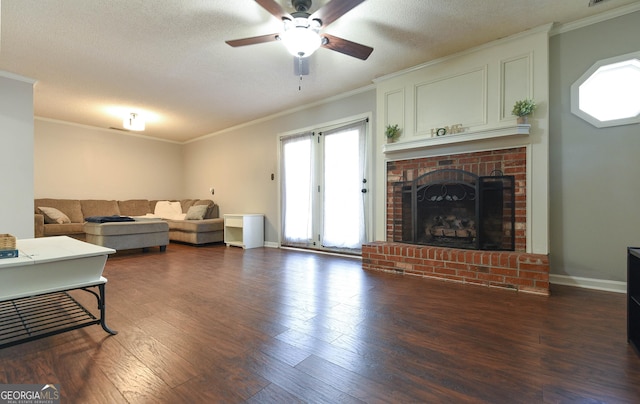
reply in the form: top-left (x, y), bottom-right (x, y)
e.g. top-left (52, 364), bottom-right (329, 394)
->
top-left (38, 206), bottom-right (71, 224)
top-left (185, 205), bottom-right (208, 220)
top-left (154, 200), bottom-right (183, 220)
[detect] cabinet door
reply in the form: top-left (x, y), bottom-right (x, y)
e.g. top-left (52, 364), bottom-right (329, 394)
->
top-left (628, 248), bottom-right (640, 354)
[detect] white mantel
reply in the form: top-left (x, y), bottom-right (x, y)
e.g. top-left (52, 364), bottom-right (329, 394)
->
top-left (372, 26), bottom-right (551, 256)
top-left (383, 124), bottom-right (531, 155)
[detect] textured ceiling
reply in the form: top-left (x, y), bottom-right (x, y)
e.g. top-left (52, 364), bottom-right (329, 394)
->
top-left (1, 0), bottom-right (638, 142)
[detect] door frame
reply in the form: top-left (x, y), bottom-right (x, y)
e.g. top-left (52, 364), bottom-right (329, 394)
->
top-left (276, 112), bottom-right (374, 252)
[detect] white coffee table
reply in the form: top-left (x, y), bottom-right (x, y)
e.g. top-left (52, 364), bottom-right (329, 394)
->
top-left (0, 236), bottom-right (117, 348)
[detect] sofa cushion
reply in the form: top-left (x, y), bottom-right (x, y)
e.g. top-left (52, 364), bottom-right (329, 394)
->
top-left (193, 200), bottom-right (218, 219)
top-left (118, 199), bottom-right (152, 216)
top-left (34, 214), bottom-right (44, 238)
top-left (86, 231), bottom-right (169, 251)
top-left (38, 206), bottom-right (71, 224)
top-left (180, 199), bottom-right (198, 213)
top-left (81, 200), bottom-right (121, 219)
top-left (185, 205), bottom-right (208, 220)
top-left (43, 223), bottom-right (85, 236)
top-left (169, 229), bottom-right (223, 244)
top-left (154, 200), bottom-right (185, 220)
top-left (166, 218), bottom-right (224, 232)
top-left (35, 199), bottom-right (84, 223)
top-left (84, 220), bottom-right (169, 236)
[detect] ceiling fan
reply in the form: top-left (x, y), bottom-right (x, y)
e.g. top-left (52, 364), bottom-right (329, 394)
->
top-left (226, 0), bottom-right (374, 72)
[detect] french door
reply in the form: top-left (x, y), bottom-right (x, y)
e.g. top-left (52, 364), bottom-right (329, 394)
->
top-left (280, 119), bottom-right (368, 253)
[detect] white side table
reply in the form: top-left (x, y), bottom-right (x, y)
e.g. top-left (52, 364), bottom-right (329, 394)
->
top-left (224, 214), bottom-right (264, 249)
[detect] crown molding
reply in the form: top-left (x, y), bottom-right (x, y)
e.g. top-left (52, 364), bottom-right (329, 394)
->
top-left (34, 117), bottom-right (182, 144)
top-left (0, 70), bottom-right (36, 84)
top-left (550, 2), bottom-right (640, 36)
top-left (186, 83), bottom-right (376, 144)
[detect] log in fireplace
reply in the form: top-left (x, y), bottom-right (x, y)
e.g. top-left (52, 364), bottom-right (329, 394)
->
top-left (392, 168), bottom-right (515, 251)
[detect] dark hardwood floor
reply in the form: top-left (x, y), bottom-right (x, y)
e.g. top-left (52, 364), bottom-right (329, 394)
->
top-left (1, 243), bottom-right (639, 403)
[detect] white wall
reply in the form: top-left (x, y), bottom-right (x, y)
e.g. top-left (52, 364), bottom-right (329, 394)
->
top-left (0, 72), bottom-right (35, 239)
top-left (549, 10), bottom-right (640, 284)
top-left (34, 119), bottom-right (184, 200)
top-left (182, 88), bottom-right (376, 244)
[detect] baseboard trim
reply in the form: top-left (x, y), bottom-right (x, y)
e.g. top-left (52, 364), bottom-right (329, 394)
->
top-left (264, 241), bottom-right (279, 248)
top-left (550, 274), bottom-right (626, 294)
top-left (280, 245), bottom-right (362, 259)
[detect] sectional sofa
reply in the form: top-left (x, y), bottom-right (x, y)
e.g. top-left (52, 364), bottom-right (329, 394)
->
top-left (34, 198), bottom-right (223, 245)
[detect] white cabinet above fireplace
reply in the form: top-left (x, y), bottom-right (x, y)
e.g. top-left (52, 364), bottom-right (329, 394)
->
top-left (374, 24), bottom-right (550, 156)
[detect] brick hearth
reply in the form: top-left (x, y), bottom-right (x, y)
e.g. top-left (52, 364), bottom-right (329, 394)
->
top-left (362, 242), bottom-right (549, 295)
top-left (365, 147), bottom-right (550, 295)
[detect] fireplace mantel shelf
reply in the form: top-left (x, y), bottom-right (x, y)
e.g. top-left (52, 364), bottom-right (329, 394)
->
top-left (383, 124), bottom-right (530, 154)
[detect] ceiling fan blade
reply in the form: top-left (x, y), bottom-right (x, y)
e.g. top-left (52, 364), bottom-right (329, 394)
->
top-left (225, 33), bottom-right (280, 47)
top-left (310, 0), bottom-right (366, 27)
top-left (255, 0), bottom-right (292, 21)
top-left (321, 33), bottom-right (373, 60)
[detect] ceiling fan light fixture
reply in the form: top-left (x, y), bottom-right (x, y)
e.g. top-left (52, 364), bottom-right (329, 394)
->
top-left (280, 17), bottom-right (322, 58)
top-left (123, 112), bottom-right (145, 131)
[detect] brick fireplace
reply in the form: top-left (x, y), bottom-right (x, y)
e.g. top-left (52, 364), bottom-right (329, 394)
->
top-left (362, 147), bottom-right (550, 295)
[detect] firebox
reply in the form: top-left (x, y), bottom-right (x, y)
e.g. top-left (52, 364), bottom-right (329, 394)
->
top-left (392, 168), bottom-right (515, 250)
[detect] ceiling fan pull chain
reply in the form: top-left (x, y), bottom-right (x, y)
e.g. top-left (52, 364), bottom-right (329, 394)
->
top-left (298, 55), bottom-right (304, 91)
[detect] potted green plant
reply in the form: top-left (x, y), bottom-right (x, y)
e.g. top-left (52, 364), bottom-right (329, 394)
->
top-left (512, 99), bottom-right (536, 124)
top-left (385, 124), bottom-right (401, 142)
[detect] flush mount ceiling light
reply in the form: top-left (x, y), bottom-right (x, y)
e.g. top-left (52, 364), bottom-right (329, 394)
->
top-left (123, 112), bottom-right (145, 131)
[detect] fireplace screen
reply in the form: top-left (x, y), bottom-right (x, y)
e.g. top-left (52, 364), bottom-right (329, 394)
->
top-left (392, 169), bottom-right (515, 250)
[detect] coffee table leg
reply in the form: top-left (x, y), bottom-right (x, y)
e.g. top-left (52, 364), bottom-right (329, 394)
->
top-left (98, 283), bottom-right (118, 335)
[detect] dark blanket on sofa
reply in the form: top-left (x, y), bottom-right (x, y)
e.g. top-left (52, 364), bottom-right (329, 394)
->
top-left (85, 215), bottom-right (135, 223)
